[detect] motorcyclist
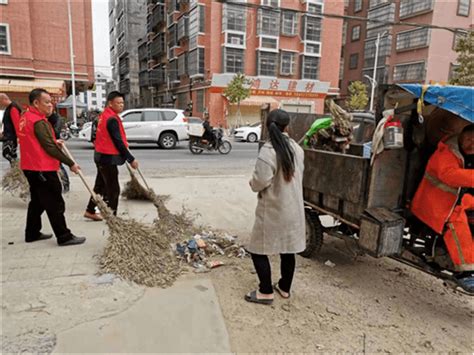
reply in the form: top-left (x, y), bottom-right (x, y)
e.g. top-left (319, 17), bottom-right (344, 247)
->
top-left (202, 114), bottom-right (217, 148)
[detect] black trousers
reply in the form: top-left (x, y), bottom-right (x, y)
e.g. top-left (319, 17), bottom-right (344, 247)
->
top-left (86, 164), bottom-right (120, 215)
top-left (251, 253), bottom-right (296, 295)
top-left (23, 171), bottom-right (72, 242)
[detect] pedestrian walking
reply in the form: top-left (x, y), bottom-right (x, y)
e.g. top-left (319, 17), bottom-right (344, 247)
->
top-left (18, 88), bottom-right (85, 246)
top-left (245, 109), bottom-right (306, 305)
top-left (84, 91), bottom-right (138, 220)
top-left (0, 93), bottom-right (22, 164)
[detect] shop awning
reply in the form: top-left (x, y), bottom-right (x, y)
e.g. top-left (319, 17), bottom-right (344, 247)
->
top-left (0, 79), bottom-right (65, 94)
top-left (56, 95), bottom-right (87, 109)
top-left (231, 96), bottom-right (280, 107)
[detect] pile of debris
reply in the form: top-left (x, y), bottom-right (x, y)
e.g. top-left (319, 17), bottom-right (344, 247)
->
top-left (306, 99), bottom-right (354, 153)
top-left (175, 232), bottom-right (247, 273)
top-left (1, 161), bottom-right (29, 201)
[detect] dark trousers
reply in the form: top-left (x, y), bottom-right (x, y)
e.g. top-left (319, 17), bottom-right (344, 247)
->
top-left (251, 253), bottom-right (296, 294)
top-left (23, 171), bottom-right (71, 242)
top-left (86, 164), bottom-right (120, 215)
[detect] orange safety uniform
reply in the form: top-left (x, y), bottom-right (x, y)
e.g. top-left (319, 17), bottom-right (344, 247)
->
top-left (411, 136), bottom-right (474, 271)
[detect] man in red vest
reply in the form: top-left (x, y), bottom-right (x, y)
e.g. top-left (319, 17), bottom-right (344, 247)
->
top-left (411, 124), bottom-right (473, 292)
top-left (84, 91), bottom-right (138, 219)
top-left (18, 88), bottom-right (85, 246)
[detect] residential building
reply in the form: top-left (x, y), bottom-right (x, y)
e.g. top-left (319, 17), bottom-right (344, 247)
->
top-left (109, 0), bottom-right (147, 108)
top-left (79, 72), bottom-right (110, 110)
top-left (0, 0), bottom-right (94, 107)
top-left (341, 0), bottom-right (472, 98)
top-left (139, 0), bottom-right (344, 127)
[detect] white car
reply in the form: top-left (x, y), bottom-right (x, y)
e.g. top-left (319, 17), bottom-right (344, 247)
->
top-left (234, 123), bottom-right (261, 143)
top-left (79, 108), bottom-right (188, 149)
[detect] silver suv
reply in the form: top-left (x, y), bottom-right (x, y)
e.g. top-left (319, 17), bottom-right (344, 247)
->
top-left (79, 108), bottom-right (188, 149)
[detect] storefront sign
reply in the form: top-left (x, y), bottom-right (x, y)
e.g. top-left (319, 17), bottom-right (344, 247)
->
top-left (210, 74), bottom-right (330, 99)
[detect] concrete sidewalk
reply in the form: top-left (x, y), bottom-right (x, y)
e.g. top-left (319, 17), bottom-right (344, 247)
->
top-left (1, 175), bottom-right (253, 353)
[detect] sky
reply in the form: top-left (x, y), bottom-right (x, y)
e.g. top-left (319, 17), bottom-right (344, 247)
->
top-left (92, 0), bottom-right (112, 77)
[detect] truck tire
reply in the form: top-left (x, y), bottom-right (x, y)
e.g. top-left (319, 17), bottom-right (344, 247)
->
top-left (159, 132), bottom-right (177, 149)
top-left (299, 209), bottom-right (324, 258)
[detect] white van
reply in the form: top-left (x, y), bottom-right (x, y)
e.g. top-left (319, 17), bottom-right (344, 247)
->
top-left (79, 108), bottom-right (188, 149)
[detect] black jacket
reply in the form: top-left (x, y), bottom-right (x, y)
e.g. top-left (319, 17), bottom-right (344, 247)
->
top-left (2, 102), bottom-right (22, 141)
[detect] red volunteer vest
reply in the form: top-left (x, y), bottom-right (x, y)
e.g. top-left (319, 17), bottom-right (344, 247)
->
top-left (94, 107), bottom-right (128, 155)
top-left (18, 107), bottom-right (60, 172)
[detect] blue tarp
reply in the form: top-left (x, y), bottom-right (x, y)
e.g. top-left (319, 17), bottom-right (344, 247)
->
top-left (398, 84), bottom-right (474, 123)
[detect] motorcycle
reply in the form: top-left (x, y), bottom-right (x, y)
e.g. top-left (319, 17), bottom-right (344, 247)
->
top-left (189, 129), bottom-right (232, 155)
top-left (68, 122), bottom-right (81, 138)
top-left (59, 127), bottom-right (71, 141)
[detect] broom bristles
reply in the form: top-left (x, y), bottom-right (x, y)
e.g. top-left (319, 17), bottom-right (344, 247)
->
top-left (1, 161), bottom-right (29, 201)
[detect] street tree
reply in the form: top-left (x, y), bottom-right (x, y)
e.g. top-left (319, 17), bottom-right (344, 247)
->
top-left (450, 31), bottom-right (474, 86)
top-left (346, 81), bottom-right (369, 111)
top-left (224, 73), bottom-right (251, 127)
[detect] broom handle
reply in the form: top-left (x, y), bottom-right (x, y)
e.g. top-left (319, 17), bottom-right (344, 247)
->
top-left (136, 167), bottom-right (150, 190)
top-left (61, 144), bottom-right (99, 202)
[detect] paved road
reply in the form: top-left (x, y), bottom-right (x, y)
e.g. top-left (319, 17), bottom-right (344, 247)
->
top-left (63, 138), bottom-right (258, 177)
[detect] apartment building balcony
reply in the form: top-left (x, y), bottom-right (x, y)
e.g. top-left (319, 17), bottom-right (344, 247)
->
top-left (117, 39), bottom-right (128, 58)
top-left (138, 42), bottom-right (148, 62)
top-left (116, 0), bottom-right (124, 15)
top-left (119, 57), bottom-right (130, 75)
top-left (139, 70), bottom-right (149, 87)
top-left (149, 66), bottom-right (166, 86)
top-left (150, 33), bottom-right (166, 59)
top-left (148, 4), bottom-right (166, 33)
top-left (119, 79), bottom-right (130, 94)
top-left (109, 30), bottom-right (115, 48)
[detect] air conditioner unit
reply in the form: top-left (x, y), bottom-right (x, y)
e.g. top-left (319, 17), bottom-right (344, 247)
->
top-left (230, 37), bottom-right (242, 45)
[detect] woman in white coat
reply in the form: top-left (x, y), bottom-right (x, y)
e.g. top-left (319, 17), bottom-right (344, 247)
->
top-left (245, 109), bottom-right (306, 305)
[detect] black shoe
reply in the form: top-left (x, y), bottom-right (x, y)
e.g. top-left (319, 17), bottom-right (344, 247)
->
top-left (25, 233), bottom-right (53, 243)
top-left (58, 235), bottom-right (86, 246)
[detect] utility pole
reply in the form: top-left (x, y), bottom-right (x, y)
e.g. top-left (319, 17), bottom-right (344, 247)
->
top-left (67, 0), bottom-right (77, 127)
top-left (369, 31), bottom-right (387, 112)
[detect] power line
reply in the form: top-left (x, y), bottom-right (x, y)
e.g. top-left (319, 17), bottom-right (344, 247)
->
top-left (216, 0), bottom-right (470, 34)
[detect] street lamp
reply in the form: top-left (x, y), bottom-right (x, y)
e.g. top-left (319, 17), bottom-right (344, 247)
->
top-left (366, 31), bottom-right (388, 112)
top-left (66, 0), bottom-right (77, 127)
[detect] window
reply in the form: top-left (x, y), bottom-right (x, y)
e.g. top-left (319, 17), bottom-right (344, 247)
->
top-left (302, 15), bottom-right (322, 42)
top-left (188, 48), bottom-right (205, 77)
top-left (188, 5), bottom-right (205, 39)
top-left (261, 0), bottom-right (279, 6)
top-left (399, 0), bottom-right (433, 19)
top-left (223, 4), bottom-right (246, 33)
top-left (226, 32), bottom-right (245, 48)
top-left (178, 53), bottom-right (187, 76)
top-left (258, 51), bottom-right (278, 77)
top-left (258, 8), bottom-right (280, 37)
top-left (0, 24), bottom-right (11, 54)
top-left (349, 53), bottom-right (359, 69)
top-left (364, 36), bottom-right (391, 67)
top-left (393, 62), bottom-right (426, 82)
top-left (280, 51), bottom-right (296, 76)
top-left (196, 90), bottom-right (205, 113)
top-left (367, 3), bottom-right (395, 29)
top-left (304, 42), bottom-right (321, 55)
top-left (143, 111), bottom-right (162, 122)
top-left (92, 92), bottom-right (97, 98)
top-left (354, 0), bottom-right (362, 12)
top-left (177, 16), bottom-right (188, 41)
top-left (302, 56), bottom-right (320, 80)
top-left (351, 25), bottom-right (361, 41)
top-left (396, 28), bottom-right (430, 51)
top-left (122, 112), bottom-right (142, 122)
top-left (281, 11), bottom-right (298, 36)
top-left (162, 111), bottom-right (177, 121)
top-left (449, 63), bottom-right (460, 81)
top-left (168, 23), bottom-right (178, 48)
top-left (457, 0), bottom-right (471, 16)
top-left (308, 3), bottom-right (323, 15)
top-left (260, 36), bottom-right (278, 51)
top-left (223, 47), bottom-right (244, 73)
top-left (0, 0), bottom-right (9, 4)
top-left (369, 0), bottom-right (389, 9)
top-left (453, 31), bottom-right (467, 50)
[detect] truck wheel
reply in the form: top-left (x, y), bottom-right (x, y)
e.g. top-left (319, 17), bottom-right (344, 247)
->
top-left (299, 209), bottom-right (324, 258)
top-left (159, 133), bottom-right (177, 149)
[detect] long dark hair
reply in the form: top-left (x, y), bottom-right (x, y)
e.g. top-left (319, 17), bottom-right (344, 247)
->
top-left (266, 109), bottom-right (295, 182)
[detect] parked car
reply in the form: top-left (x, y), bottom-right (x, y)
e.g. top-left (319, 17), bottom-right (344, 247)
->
top-left (78, 108), bottom-right (188, 149)
top-left (233, 122), bottom-right (261, 143)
